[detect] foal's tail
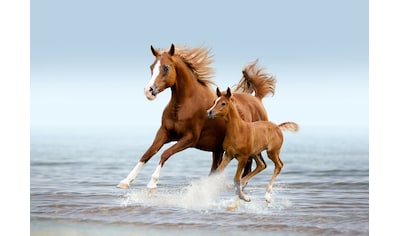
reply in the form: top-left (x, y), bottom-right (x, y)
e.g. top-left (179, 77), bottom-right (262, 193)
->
top-left (278, 122), bottom-right (299, 132)
top-left (232, 59), bottom-right (276, 99)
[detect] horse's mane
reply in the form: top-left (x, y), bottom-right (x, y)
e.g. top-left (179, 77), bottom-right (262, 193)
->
top-left (163, 45), bottom-right (216, 87)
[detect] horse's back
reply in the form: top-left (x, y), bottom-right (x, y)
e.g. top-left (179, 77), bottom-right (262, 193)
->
top-left (233, 93), bottom-right (268, 122)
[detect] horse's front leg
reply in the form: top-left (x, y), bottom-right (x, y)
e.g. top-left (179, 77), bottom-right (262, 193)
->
top-left (241, 153), bottom-right (267, 188)
top-left (234, 158), bottom-right (251, 202)
top-left (146, 133), bottom-right (196, 190)
top-left (117, 127), bottom-right (168, 189)
top-left (226, 156), bottom-right (250, 211)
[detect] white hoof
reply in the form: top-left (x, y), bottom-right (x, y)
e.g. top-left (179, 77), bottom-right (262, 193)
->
top-left (265, 192), bottom-right (272, 203)
top-left (146, 181), bottom-right (158, 189)
top-left (226, 197), bottom-right (240, 211)
top-left (116, 182), bottom-right (130, 189)
top-left (239, 193), bottom-right (251, 202)
top-left (147, 187), bottom-right (157, 194)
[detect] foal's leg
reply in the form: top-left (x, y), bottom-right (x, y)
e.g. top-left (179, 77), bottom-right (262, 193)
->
top-left (216, 152), bottom-right (233, 172)
top-left (242, 157), bottom-right (253, 178)
top-left (240, 153), bottom-right (267, 188)
top-left (265, 149), bottom-right (284, 203)
top-left (234, 158), bottom-right (251, 202)
top-left (117, 127), bottom-right (168, 189)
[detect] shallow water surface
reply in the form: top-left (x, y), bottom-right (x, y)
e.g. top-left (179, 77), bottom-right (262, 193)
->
top-left (30, 125), bottom-right (369, 235)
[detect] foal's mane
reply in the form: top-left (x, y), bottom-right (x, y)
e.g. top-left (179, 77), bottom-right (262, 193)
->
top-left (163, 45), bottom-right (216, 87)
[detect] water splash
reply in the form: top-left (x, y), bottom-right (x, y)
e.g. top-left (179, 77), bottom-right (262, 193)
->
top-left (179, 173), bottom-right (229, 209)
top-left (122, 173), bottom-right (229, 210)
top-left (122, 173), bottom-right (291, 214)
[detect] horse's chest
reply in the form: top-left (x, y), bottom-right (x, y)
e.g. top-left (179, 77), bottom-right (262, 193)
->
top-left (168, 121), bottom-right (186, 134)
top-left (163, 116), bottom-right (201, 139)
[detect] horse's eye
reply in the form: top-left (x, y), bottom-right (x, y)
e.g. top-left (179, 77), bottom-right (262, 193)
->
top-left (163, 65), bottom-right (169, 72)
top-left (221, 102), bottom-right (226, 106)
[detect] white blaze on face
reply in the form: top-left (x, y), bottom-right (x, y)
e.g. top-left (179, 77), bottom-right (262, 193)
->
top-left (144, 60), bottom-right (161, 100)
top-left (207, 97), bottom-right (221, 113)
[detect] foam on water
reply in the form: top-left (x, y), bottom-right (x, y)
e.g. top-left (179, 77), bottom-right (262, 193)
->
top-left (182, 172), bottom-right (235, 209)
top-left (122, 173), bottom-right (228, 210)
top-left (121, 173), bottom-right (292, 214)
top-left (31, 127), bottom-right (369, 234)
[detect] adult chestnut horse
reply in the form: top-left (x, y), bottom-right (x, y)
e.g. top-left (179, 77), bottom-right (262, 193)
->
top-left (117, 44), bottom-right (276, 190)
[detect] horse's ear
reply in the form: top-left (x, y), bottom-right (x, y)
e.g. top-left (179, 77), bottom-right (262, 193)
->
top-left (226, 87), bottom-right (231, 98)
top-left (151, 45), bottom-right (158, 56)
top-left (216, 87), bottom-right (221, 97)
top-left (169, 44), bottom-right (175, 56)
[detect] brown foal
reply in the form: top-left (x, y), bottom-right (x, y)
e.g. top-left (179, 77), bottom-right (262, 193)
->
top-left (207, 87), bottom-right (298, 205)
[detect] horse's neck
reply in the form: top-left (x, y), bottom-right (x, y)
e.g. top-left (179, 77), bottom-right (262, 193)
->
top-left (171, 61), bottom-right (201, 104)
top-left (225, 103), bottom-right (246, 136)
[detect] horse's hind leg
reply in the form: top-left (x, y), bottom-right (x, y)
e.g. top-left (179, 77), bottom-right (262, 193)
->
top-left (242, 157), bottom-right (253, 178)
top-left (265, 149), bottom-right (283, 203)
top-left (209, 150), bottom-right (224, 175)
top-left (240, 153), bottom-right (266, 188)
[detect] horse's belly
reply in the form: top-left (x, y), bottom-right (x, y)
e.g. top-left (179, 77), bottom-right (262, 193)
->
top-left (196, 133), bottom-right (224, 151)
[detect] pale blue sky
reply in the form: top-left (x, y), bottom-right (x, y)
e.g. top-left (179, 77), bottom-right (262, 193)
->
top-left (30, 0), bottom-right (368, 130)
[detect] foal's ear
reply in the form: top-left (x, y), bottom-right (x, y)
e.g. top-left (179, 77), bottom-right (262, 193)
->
top-left (226, 87), bottom-right (232, 98)
top-left (216, 87), bottom-right (221, 97)
top-left (169, 44), bottom-right (175, 56)
top-left (150, 45), bottom-right (158, 56)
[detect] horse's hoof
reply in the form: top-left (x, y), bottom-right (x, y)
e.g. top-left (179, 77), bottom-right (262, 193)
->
top-left (239, 194), bottom-right (251, 202)
top-left (226, 197), bottom-right (240, 211)
top-left (147, 187), bottom-right (157, 194)
top-left (265, 192), bottom-right (272, 203)
top-left (116, 182), bottom-right (130, 189)
top-left (226, 205), bottom-right (238, 211)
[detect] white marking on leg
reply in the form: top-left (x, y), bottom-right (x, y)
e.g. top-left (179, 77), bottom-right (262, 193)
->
top-left (147, 164), bottom-right (162, 189)
top-left (119, 161), bottom-right (144, 187)
top-left (144, 60), bottom-right (161, 99)
top-left (265, 191), bottom-right (272, 203)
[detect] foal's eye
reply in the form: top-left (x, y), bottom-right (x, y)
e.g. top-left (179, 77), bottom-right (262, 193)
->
top-left (163, 65), bottom-right (169, 72)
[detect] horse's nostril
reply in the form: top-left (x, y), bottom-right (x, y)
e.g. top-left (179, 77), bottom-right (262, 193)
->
top-left (207, 111), bottom-right (214, 119)
top-left (150, 87), bottom-right (157, 96)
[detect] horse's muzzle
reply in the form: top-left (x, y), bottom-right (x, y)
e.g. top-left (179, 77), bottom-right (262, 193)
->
top-left (144, 86), bottom-right (158, 100)
top-left (207, 110), bottom-right (215, 119)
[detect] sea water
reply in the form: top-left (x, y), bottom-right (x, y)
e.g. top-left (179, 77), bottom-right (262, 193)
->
top-left (30, 124), bottom-right (368, 235)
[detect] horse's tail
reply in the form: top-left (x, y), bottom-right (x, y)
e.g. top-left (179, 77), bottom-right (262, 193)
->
top-left (278, 122), bottom-right (299, 133)
top-left (232, 59), bottom-right (276, 99)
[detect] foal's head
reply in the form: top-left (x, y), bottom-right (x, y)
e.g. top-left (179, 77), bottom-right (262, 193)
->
top-left (144, 44), bottom-right (178, 100)
top-left (207, 87), bottom-right (233, 119)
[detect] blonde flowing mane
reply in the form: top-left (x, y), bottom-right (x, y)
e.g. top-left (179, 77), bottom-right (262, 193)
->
top-left (161, 45), bottom-right (216, 87)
